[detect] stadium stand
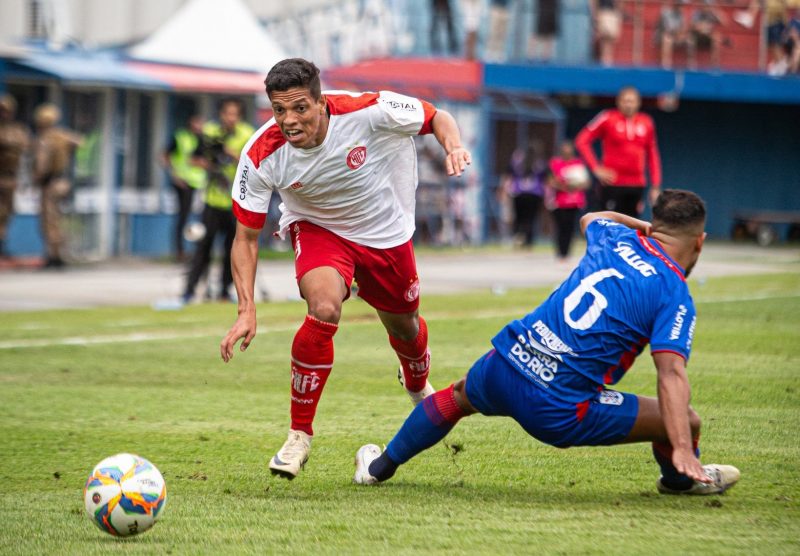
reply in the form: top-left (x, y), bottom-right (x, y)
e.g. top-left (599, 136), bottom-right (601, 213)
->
top-left (614, 0), bottom-right (762, 71)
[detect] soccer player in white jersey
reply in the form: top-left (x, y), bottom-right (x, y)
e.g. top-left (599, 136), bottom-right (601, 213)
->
top-left (219, 58), bottom-right (471, 479)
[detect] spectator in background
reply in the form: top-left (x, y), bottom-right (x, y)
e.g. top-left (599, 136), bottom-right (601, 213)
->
top-left (182, 99), bottom-right (254, 303)
top-left (32, 103), bottom-right (83, 269)
top-left (502, 145), bottom-right (546, 248)
top-left (0, 94), bottom-right (30, 260)
top-left (415, 141), bottom-right (447, 244)
top-left (430, 0), bottom-right (459, 55)
top-left (765, 0), bottom-right (791, 75)
top-left (657, 0), bottom-right (691, 69)
top-left (462, 0), bottom-right (482, 60)
top-left (487, 0), bottom-right (513, 62)
top-left (734, 0), bottom-right (799, 75)
top-left (529, 0), bottom-right (560, 61)
top-left (72, 112), bottom-right (100, 188)
top-left (688, 0), bottom-right (728, 69)
top-left (733, 0), bottom-right (761, 29)
top-left (788, 8), bottom-right (800, 73)
top-left (161, 114), bottom-right (207, 262)
top-left (547, 140), bottom-right (588, 262)
top-left (575, 86), bottom-right (662, 218)
top-left (591, 0), bottom-right (622, 66)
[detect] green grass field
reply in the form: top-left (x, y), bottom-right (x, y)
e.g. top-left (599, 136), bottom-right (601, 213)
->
top-left (1, 272), bottom-right (799, 555)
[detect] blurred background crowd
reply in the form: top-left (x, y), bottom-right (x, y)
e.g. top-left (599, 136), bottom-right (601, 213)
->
top-left (0, 0), bottom-right (798, 276)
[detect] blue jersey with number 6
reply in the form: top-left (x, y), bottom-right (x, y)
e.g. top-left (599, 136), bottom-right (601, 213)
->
top-left (491, 219), bottom-right (697, 403)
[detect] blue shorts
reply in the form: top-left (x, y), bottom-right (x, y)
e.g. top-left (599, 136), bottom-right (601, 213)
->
top-left (464, 350), bottom-right (639, 448)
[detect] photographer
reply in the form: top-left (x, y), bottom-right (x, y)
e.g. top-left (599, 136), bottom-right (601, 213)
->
top-left (182, 99), bottom-right (254, 303)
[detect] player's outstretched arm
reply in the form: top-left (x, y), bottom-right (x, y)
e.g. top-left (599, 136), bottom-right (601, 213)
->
top-left (653, 352), bottom-right (711, 483)
top-left (580, 211), bottom-right (651, 236)
top-left (220, 222), bottom-right (261, 362)
top-left (431, 110), bottom-right (471, 177)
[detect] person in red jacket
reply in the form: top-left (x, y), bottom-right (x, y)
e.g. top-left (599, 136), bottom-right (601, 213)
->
top-left (575, 87), bottom-right (662, 217)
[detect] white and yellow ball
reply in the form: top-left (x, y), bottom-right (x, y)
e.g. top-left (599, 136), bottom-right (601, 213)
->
top-left (83, 453), bottom-right (167, 537)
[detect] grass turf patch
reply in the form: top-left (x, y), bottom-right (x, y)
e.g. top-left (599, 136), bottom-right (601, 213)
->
top-left (0, 272), bottom-right (798, 554)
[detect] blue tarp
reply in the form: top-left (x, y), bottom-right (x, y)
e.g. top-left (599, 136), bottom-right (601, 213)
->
top-left (5, 49), bottom-right (169, 89)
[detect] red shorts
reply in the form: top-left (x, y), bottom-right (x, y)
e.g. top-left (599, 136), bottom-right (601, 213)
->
top-left (288, 220), bottom-right (420, 313)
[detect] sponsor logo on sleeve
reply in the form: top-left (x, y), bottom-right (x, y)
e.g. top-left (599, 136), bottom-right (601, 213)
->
top-left (346, 145), bottom-right (367, 170)
top-left (380, 97), bottom-right (418, 112)
top-left (686, 315), bottom-right (696, 350)
top-left (670, 304), bottom-right (688, 340)
top-left (238, 167), bottom-right (248, 200)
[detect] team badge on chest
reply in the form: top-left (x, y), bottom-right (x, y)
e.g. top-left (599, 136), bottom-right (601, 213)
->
top-left (346, 144), bottom-right (367, 170)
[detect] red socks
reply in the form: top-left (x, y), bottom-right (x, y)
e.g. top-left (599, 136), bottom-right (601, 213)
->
top-left (290, 314), bottom-right (429, 434)
top-left (389, 316), bottom-right (430, 393)
top-left (426, 383), bottom-right (466, 425)
top-left (290, 315), bottom-right (338, 436)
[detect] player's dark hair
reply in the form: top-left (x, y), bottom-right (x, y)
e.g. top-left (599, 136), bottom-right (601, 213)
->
top-left (652, 189), bottom-right (706, 233)
top-left (265, 58), bottom-right (322, 100)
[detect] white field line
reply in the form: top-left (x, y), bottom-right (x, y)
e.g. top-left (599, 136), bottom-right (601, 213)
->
top-left (696, 292), bottom-right (800, 304)
top-left (1, 293), bottom-right (798, 351)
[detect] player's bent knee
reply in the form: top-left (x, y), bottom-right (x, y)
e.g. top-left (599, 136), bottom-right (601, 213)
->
top-left (452, 377), bottom-right (478, 415)
top-left (378, 310), bottom-right (419, 340)
top-left (307, 300), bottom-right (342, 324)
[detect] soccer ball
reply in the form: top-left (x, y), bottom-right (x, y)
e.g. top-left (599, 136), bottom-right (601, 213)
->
top-left (83, 453), bottom-right (167, 537)
top-left (561, 164), bottom-right (591, 190)
top-left (183, 221), bottom-right (206, 242)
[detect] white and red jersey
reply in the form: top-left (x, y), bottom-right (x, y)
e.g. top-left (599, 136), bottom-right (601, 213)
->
top-left (232, 90), bottom-right (437, 249)
top-left (575, 109), bottom-right (662, 188)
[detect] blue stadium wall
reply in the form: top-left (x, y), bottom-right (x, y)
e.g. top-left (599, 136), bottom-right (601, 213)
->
top-left (488, 64), bottom-right (800, 239)
top-left (563, 100), bottom-right (800, 238)
top-left (6, 213), bottom-right (183, 258)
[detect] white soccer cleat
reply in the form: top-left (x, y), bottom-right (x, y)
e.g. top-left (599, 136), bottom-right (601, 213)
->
top-left (657, 464), bottom-right (741, 495)
top-left (397, 367), bottom-right (435, 406)
top-left (353, 444), bottom-right (382, 485)
top-left (269, 429), bottom-right (312, 480)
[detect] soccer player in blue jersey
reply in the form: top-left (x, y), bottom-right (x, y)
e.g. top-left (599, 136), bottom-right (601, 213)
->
top-left (354, 189), bottom-right (740, 495)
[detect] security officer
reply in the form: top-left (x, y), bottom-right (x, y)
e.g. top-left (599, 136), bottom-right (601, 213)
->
top-left (182, 98), bottom-right (254, 302)
top-left (32, 103), bottom-right (82, 268)
top-left (161, 114), bottom-right (207, 261)
top-left (0, 94), bottom-right (31, 258)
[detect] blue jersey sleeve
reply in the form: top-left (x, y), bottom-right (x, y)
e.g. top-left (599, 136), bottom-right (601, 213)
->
top-left (650, 289), bottom-right (696, 361)
top-left (585, 218), bottom-right (624, 247)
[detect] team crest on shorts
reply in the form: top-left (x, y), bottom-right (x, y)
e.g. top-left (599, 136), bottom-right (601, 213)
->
top-left (346, 145), bottom-right (367, 170)
top-left (404, 278), bottom-right (420, 302)
top-left (598, 390), bottom-right (624, 406)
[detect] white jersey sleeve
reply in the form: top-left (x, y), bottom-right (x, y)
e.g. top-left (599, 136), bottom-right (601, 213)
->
top-left (368, 90), bottom-right (437, 136)
top-left (231, 121), bottom-right (276, 230)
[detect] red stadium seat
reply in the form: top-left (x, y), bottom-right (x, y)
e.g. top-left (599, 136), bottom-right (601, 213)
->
top-left (612, 0), bottom-right (761, 72)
